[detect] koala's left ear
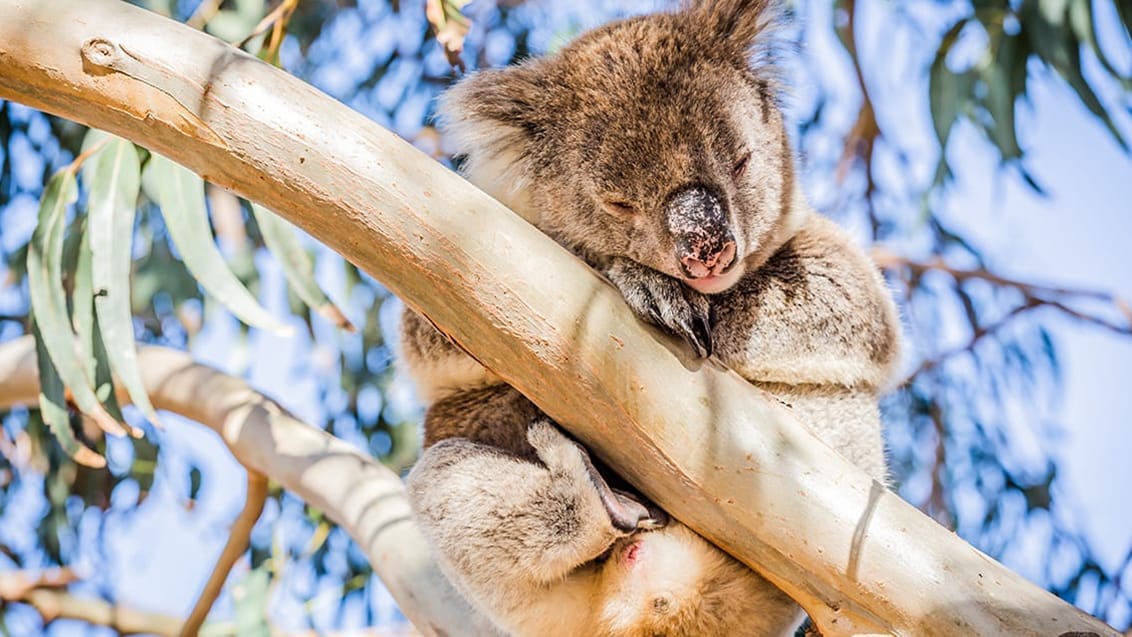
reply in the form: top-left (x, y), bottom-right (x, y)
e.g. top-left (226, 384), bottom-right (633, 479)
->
top-left (686, 0), bottom-right (780, 54)
top-left (435, 62), bottom-right (548, 161)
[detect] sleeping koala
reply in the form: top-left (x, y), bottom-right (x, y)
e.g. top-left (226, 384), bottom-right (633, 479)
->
top-left (403, 0), bottom-right (901, 634)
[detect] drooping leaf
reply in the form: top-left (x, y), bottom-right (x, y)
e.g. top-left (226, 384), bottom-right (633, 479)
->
top-left (928, 19), bottom-right (970, 147)
top-left (71, 217), bottom-right (95, 382)
top-left (82, 130), bottom-right (162, 426)
top-left (982, 33), bottom-right (1025, 160)
top-left (1023, 1), bottom-right (1129, 151)
top-left (27, 168), bottom-right (126, 439)
top-left (70, 218), bottom-right (125, 424)
top-left (31, 321), bottom-right (104, 469)
top-left (1069, 0), bottom-right (1132, 89)
top-left (141, 154), bottom-right (292, 336)
top-left (251, 203), bottom-right (354, 331)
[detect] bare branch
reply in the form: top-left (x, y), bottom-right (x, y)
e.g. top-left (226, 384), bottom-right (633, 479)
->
top-left (875, 247), bottom-right (1132, 379)
top-left (179, 472), bottom-right (269, 637)
top-left (0, 569), bottom-right (180, 636)
top-left (0, 336), bottom-right (494, 636)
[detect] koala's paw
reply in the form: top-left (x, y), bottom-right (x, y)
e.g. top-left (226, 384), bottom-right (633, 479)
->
top-left (605, 259), bottom-right (713, 358)
top-left (527, 419), bottom-right (667, 532)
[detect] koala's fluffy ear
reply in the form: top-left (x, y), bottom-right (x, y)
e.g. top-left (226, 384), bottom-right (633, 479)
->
top-left (435, 63), bottom-right (547, 163)
top-left (686, 0), bottom-right (780, 55)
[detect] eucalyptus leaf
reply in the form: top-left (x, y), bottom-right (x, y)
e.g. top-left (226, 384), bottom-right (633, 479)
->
top-left (983, 34), bottom-right (1024, 160)
top-left (928, 20), bottom-right (969, 147)
top-left (82, 130), bottom-right (162, 426)
top-left (27, 168), bottom-right (127, 438)
top-left (71, 219), bottom-right (122, 420)
top-left (141, 154), bottom-right (292, 336)
top-left (251, 203), bottom-right (354, 331)
top-left (32, 320), bottom-right (104, 469)
top-left (72, 218), bottom-right (95, 381)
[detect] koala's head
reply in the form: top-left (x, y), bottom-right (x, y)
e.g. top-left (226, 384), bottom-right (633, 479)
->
top-left (593, 524), bottom-right (799, 636)
top-left (439, 0), bottom-right (807, 295)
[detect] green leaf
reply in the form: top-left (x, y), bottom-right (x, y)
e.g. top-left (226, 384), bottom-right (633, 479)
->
top-left (31, 320), bottom-right (104, 469)
top-left (70, 218), bottom-right (124, 423)
top-left (72, 217), bottom-right (95, 381)
top-left (928, 19), bottom-right (970, 147)
top-left (251, 203), bottom-right (354, 331)
top-left (1023, 1), bottom-right (1129, 151)
top-left (1068, 0), bottom-right (1132, 88)
top-left (141, 154), bottom-right (292, 336)
top-left (982, 34), bottom-right (1025, 160)
top-left (82, 130), bottom-right (162, 426)
top-left (27, 168), bottom-right (126, 439)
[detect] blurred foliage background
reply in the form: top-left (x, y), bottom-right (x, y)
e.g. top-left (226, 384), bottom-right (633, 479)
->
top-left (0, 0), bottom-right (1130, 633)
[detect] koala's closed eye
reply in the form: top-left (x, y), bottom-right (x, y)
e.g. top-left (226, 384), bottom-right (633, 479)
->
top-left (732, 152), bottom-right (751, 180)
top-left (602, 199), bottom-right (639, 218)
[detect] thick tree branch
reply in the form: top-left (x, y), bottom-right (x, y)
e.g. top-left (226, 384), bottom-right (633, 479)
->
top-left (0, 1), bottom-right (1116, 634)
top-left (0, 336), bottom-right (493, 636)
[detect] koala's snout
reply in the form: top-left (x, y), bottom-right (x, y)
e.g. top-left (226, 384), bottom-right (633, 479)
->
top-left (664, 185), bottom-right (737, 279)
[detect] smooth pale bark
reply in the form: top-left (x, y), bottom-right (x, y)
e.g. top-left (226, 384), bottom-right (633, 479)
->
top-left (0, 335), bottom-right (492, 636)
top-left (0, 0), bottom-right (1116, 635)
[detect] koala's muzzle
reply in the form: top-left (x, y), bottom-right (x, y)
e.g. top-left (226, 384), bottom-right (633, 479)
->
top-left (664, 185), bottom-right (737, 279)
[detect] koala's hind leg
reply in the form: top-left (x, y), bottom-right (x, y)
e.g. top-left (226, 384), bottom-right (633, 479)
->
top-left (408, 420), bottom-right (662, 592)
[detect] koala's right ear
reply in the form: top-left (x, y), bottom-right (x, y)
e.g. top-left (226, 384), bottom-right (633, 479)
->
top-left (435, 63), bottom-right (547, 163)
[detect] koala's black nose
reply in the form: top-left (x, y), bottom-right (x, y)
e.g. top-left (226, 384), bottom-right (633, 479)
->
top-left (663, 185), bottom-right (736, 279)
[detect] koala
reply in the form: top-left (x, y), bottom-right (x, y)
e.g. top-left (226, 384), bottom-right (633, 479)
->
top-left (403, 0), bottom-right (901, 635)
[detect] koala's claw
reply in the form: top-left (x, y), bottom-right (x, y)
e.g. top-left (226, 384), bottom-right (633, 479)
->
top-left (528, 419), bottom-right (668, 532)
top-left (606, 260), bottom-right (714, 358)
top-left (570, 438), bottom-right (668, 532)
top-left (612, 487), bottom-right (669, 531)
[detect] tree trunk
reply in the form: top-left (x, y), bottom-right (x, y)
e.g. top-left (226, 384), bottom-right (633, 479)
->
top-left (0, 0), bottom-right (1116, 635)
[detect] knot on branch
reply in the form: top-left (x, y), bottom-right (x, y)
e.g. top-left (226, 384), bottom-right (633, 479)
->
top-left (80, 38), bottom-right (121, 71)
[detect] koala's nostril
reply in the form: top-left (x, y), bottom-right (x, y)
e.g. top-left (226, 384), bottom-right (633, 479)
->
top-left (680, 240), bottom-right (737, 279)
top-left (680, 254), bottom-right (711, 279)
top-left (713, 241), bottom-right (736, 274)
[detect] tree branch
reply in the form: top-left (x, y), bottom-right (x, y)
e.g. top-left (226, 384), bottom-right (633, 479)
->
top-left (0, 336), bottom-right (493, 636)
top-left (179, 471), bottom-right (269, 637)
top-left (0, 1), bottom-right (1117, 634)
top-left (0, 567), bottom-right (180, 635)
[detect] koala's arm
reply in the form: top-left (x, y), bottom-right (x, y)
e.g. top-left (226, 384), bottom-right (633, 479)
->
top-left (407, 421), bottom-right (659, 611)
top-left (602, 256), bottom-right (715, 358)
top-left (712, 214), bottom-right (901, 391)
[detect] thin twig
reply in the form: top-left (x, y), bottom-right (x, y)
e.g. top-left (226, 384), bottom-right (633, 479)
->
top-left (235, 0), bottom-right (299, 52)
top-left (178, 471), bottom-right (270, 637)
top-left (876, 248), bottom-right (1132, 381)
